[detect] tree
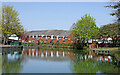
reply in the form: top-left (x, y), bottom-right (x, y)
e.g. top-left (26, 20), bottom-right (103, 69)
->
top-left (20, 29), bottom-right (29, 40)
top-left (105, 2), bottom-right (120, 36)
top-left (0, 6), bottom-right (2, 44)
top-left (99, 23), bottom-right (119, 36)
top-left (99, 23), bottom-right (120, 47)
top-left (105, 2), bottom-right (120, 22)
top-left (2, 5), bottom-right (23, 44)
top-left (72, 14), bottom-right (99, 48)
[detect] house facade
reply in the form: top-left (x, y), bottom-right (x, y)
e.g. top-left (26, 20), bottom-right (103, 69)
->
top-left (20, 30), bottom-right (74, 44)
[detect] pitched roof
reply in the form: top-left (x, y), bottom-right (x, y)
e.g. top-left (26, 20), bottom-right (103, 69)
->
top-left (28, 30), bottom-right (71, 37)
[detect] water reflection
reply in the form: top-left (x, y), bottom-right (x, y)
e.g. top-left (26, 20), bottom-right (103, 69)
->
top-left (2, 51), bottom-right (23, 73)
top-left (72, 51), bottom-right (119, 73)
top-left (2, 48), bottom-right (120, 73)
top-left (0, 54), bottom-right (2, 74)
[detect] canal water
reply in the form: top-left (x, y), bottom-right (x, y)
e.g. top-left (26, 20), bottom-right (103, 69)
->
top-left (1, 48), bottom-right (120, 73)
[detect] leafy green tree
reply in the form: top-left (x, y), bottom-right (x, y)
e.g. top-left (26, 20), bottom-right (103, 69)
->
top-left (2, 5), bottom-right (23, 44)
top-left (99, 23), bottom-right (120, 47)
top-left (105, 2), bottom-right (120, 35)
top-left (72, 14), bottom-right (99, 48)
top-left (99, 23), bottom-right (119, 37)
top-left (0, 6), bottom-right (2, 44)
top-left (105, 2), bottom-right (120, 22)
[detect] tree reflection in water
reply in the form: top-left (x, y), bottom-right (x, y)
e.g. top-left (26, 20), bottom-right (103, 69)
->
top-left (72, 51), bottom-right (120, 73)
top-left (0, 54), bottom-right (2, 74)
top-left (2, 51), bottom-right (23, 73)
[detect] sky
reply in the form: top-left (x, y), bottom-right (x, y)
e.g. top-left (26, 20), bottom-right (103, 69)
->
top-left (2, 2), bottom-right (116, 31)
top-left (1, 0), bottom-right (120, 2)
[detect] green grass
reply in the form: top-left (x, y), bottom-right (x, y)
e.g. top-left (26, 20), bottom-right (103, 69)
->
top-left (23, 46), bottom-right (75, 51)
top-left (22, 43), bottom-right (74, 48)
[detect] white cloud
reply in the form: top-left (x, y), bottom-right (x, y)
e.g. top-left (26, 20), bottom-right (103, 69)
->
top-left (1, 0), bottom-right (120, 2)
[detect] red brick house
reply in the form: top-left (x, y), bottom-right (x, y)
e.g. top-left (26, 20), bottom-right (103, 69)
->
top-left (21, 30), bottom-right (74, 44)
top-left (46, 38), bottom-right (52, 43)
top-left (50, 38), bottom-right (58, 43)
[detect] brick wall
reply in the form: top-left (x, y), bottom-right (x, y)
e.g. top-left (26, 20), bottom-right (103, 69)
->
top-left (21, 35), bottom-right (74, 44)
top-left (52, 38), bottom-right (58, 43)
top-left (46, 38), bottom-right (52, 43)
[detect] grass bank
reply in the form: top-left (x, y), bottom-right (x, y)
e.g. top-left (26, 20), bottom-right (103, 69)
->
top-left (22, 43), bottom-right (74, 49)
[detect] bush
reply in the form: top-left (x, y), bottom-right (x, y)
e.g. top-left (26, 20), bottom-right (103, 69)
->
top-left (38, 40), bottom-right (40, 45)
top-left (28, 43), bottom-right (35, 46)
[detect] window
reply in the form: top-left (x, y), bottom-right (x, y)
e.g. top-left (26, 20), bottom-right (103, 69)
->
top-left (33, 35), bottom-right (34, 38)
top-left (32, 40), bottom-right (35, 43)
top-left (22, 40), bottom-right (24, 43)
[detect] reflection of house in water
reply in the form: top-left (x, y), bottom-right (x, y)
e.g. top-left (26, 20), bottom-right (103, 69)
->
top-left (22, 49), bottom-right (113, 62)
top-left (22, 49), bottom-right (74, 61)
top-left (22, 49), bottom-right (73, 57)
top-left (6, 49), bottom-right (114, 63)
top-left (89, 51), bottom-right (113, 62)
top-left (97, 56), bottom-right (112, 62)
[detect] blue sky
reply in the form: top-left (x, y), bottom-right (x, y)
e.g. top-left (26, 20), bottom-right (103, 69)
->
top-left (3, 2), bottom-right (115, 31)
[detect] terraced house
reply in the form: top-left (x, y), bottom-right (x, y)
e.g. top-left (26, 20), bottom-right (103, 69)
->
top-left (21, 30), bottom-right (74, 44)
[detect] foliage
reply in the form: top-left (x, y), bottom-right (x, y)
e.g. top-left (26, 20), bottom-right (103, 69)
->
top-left (72, 14), bottom-right (99, 48)
top-left (105, 2), bottom-right (120, 37)
top-left (99, 23), bottom-right (119, 37)
top-left (20, 29), bottom-right (29, 40)
top-left (2, 5), bottom-right (23, 44)
top-left (0, 6), bottom-right (2, 39)
top-left (105, 2), bottom-right (120, 22)
top-left (99, 23), bottom-right (120, 47)
top-left (38, 40), bottom-right (40, 45)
